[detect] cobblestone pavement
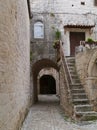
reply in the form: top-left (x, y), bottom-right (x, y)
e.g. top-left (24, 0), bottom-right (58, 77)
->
top-left (21, 95), bottom-right (97, 130)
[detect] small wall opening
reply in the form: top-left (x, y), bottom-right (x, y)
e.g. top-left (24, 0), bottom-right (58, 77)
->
top-left (39, 75), bottom-right (56, 94)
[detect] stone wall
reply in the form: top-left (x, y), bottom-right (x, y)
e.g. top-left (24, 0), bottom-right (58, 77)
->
top-left (75, 49), bottom-right (97, 111)
top-left (0, 0), bottom-right (30, 130)
top-left (75, 50), bottom-right (94, 85)
top-left (59, 61), bottom-right (73, 116)
top-left (30, 0), bottom-right (97, 56)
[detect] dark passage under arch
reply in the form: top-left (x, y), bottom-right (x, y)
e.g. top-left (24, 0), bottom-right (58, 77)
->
top-left (40, 75), bottom-right (56, 94)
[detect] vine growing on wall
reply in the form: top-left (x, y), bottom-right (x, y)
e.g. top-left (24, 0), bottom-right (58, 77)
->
top-left (53, 28), bottom-right (61, 49)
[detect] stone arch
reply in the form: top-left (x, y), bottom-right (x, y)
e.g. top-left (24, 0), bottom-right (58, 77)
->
top-left (33, 16), bottom-right (44, 23)
top-left (87, 51), bottom-right (97, 110)
top-left (88, 51), bottom-right (97, 77)
top-left (37, 67), bottom-right (59, 96)
top-left (32, 54), bottom-right (56, 65)
top-left (32, 58), bottom-right (59, 103)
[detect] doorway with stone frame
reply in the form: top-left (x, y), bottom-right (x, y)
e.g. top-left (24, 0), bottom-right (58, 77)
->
top-left (70, 32), bottom-right (85, 55)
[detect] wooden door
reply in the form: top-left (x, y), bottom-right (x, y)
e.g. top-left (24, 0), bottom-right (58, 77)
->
top-left (70, 32), bottom-right (85, 55)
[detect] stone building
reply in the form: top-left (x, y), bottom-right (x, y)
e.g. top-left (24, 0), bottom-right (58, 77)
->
top-left (1, 0), bottom-right (97, 129)
top-left (30, 0), bottom-right (97, 56)
top-left (30, 0), bottom-right (97, 121)
top-left (0, 0), bottom-right (31, 129)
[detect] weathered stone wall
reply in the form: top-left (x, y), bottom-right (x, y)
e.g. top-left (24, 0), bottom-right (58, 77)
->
top-left (75, 49), bottom-right (97, 111)
top-left (30, 0), bottom-right (97, 56)
top-left (75, 50), bottom-right (94, 85)
top-left (0, 0), bottom-right (30, 130)
top-left (59, 62), bottom-right (73, 116)
top-left (30, 13), bottom-right (56, 63)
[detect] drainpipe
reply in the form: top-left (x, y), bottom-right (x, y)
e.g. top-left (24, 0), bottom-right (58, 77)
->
top-left (27, 0), bottom-right (33, 19)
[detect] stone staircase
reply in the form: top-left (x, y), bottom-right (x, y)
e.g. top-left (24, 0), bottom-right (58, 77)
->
top-left (66, 56), bottom-right (97, 121)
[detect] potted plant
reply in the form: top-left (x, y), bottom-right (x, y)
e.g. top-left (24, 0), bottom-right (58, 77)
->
top-left (85, 38), bottom-right (95, 46)
top-left (86, 38), bottom-right (94, 44)
top-left (85, 38), bottom-right (95, 48)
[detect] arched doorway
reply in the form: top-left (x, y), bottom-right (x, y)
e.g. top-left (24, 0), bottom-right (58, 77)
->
top-left (32, 58), bottom-right (59, 103)
top-left (39, 75), bottom-right (56, 94)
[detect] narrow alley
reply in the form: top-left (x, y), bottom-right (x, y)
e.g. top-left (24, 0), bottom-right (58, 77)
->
top-left (21, 95), bottom-right (97, 130)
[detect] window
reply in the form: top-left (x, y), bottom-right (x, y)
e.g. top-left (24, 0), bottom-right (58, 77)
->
top-left (34, 21), bottom-right (44, 39)
top-left (94, 0), bottom-right (97, 6)
top-left (81, 2), bottom-right (85, 5)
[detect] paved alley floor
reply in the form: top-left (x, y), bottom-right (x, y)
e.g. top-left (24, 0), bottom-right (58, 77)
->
top-left (21, 95), bottom-right (97, 130)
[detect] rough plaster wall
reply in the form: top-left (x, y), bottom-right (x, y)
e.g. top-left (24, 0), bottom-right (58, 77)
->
top-left (0, 0), bottom-right (30, 130)
top-left (31, 0), bottom-right (96, 13)
top-left (31, 0), bottom-right (97, 56)
top-left (75, 49), bottom-right (97, 110)
top-left (75, 50), bottom-right (94, 85)
top-left (59, 63), bottom-right (73, 116)
top-left (30, 13), bottom-right (56, 63)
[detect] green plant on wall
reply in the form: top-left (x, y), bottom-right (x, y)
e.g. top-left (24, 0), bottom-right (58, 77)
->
top-left (55, 29), bottom-right (61, 40)
top-left (53, 29), bottom-right (61, 49)
top-left (86, 38), bottom-right (94, 43)
top-left (50, 12), bottom-right (55, 17)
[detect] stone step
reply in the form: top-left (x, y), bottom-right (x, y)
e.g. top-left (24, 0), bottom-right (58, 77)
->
top-left (76, 111), bottom-right (97, 115)
top-left (73, 99), bottom-right (89, 105)
top-left (67, 63), bottom-right (75, 66)
top-left (69, 69), bottom-right (76, 73)
top-left (69, 71), bottom-right (77, 75)
top-left (71, 76), bottom-right (79, 80)
top-left (70, 84), bottom-right (83, 89)
top-left (67, 60), bottom-right (75, 63)
top-left (74, 104), bottom-right (93, 112)
top-left (72, 93), bottom-right (87, 99)
top-left (72, 88), bottom-right (85, 93)
top-left (71, 74), bottom-right (78, 77)
top-left (68, 68), bottom-right (76, 73)
top-left (67, 60), bottom-right (75, 64)
top-left (75, 111), bottom-right (97, 121)
top-left (66, 56), bottom-right (75, 60)
top-left (80, 114), bottom-right (97, 121)
top-left (72, 79), bottom-right (81, 83)
top-left (67, 65), bottom-right (75, 68)
top-left (68, 66), bottom-right (75, 69)
top-left (66, 56), bottom-right (97, 121)
top-left (66, 60), bottom-right (75, 63)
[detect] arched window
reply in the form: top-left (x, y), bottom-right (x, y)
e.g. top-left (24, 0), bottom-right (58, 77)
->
top-left (34, 21), bottom-right (44, 39)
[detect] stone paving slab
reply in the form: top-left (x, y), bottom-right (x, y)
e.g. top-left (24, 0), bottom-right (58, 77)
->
top-left (21, 95), bottom-right (97, 130)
